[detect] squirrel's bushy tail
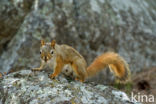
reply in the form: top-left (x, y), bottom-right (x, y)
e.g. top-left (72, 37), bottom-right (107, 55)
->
top-left (86, 52), bottom-right (131, 83)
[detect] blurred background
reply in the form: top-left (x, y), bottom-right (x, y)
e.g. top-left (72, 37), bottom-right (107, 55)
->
top-left (0, 0), bottom-right (155, 102)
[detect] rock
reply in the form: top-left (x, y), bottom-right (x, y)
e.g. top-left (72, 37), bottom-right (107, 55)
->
top-left (0, 0), bottom-right (155, 84)
top-left (0, 70), bottom-right (139, 104)
top-left (0, 0), bottom-right (33, 54)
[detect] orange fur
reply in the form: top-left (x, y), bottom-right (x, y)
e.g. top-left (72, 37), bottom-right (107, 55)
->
top-left (49, 55), bottom-right (64, 79)
top-left (87, 52), bottom-right (130, 82)
top-left (41, 40), bottom-right (45, 46)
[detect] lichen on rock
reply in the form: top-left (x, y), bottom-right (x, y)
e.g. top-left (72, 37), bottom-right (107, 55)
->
top-left (0, 70), bottom-right (139, 104)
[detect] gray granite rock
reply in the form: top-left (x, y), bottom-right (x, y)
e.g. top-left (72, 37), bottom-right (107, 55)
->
top-left (0, 0), bottom-right (33, 54)
top-left (0, 70), bottom-right (140, 104)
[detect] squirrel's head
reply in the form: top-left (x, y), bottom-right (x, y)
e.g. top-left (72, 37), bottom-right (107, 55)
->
top-left (40, 40), bottom-right (56, 62)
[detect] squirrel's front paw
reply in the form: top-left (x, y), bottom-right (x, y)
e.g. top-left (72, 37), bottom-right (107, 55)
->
top-left (49, 74), bottom-right (56, 79)
top-left (75, 77), bottom-right (84, 82)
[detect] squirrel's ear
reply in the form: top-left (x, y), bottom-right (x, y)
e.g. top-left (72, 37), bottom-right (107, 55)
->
top-left (41, 40), bottom-right (45, 46)
top-left (51, 40), bottom-right (56, 48)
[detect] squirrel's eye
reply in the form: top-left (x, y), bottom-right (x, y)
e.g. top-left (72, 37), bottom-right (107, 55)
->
top-left (51, 51), bottom-right (53, 54)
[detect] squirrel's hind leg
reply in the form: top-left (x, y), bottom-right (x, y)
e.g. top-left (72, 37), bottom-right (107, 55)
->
top-left (71, 63), bottom-right (85, 82)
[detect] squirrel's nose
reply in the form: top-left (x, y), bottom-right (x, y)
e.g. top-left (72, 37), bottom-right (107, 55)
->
top-left (45, 56), bottom-right (47, 62)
